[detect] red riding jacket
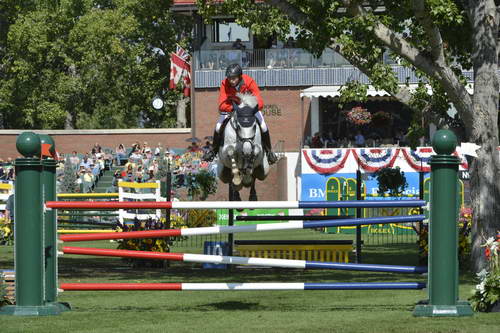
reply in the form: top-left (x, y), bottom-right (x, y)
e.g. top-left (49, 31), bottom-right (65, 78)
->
top-left (218, 74), bottom-right (264, 113)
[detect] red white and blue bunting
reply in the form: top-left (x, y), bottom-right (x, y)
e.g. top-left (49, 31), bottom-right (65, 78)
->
top-left (401, 147), bottom-right (434, 172)
top-left (302, 149), bottom-right (350, 174)
top-left (351, 148), bottom-right (400, 172)
top-left (302, 147), bottom-right (473, 174)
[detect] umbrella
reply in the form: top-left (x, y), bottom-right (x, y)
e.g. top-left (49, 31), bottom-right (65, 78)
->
top-left (185, 137), bottom-right (201, 143)
top-left (204, 136), bottom-right (214, 141)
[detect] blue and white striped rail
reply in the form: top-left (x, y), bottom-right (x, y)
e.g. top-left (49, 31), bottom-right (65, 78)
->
top-left (60, 215), bottom-right (425, 242)
top-left (60, 282), bottom-right (426, 291)
top-left (46, 199), bottom-right (427, 210)
top-left (63, 246), bottom-right (428, 274)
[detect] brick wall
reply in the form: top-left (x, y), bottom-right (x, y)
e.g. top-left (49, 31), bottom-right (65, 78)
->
top-left (193, 87), bottom-right (311, 152)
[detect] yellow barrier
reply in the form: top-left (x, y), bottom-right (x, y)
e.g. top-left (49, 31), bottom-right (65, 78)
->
top-left (0, 183), bottom-right (13, 191)
top-left (234, 243), bottom-right (351, 263)
top-left (118, 181), bottom-right (159, 189)
top-left (57, 229), bottom-right (117, 234)
top-left (57, 193), bottom-right (119, 198)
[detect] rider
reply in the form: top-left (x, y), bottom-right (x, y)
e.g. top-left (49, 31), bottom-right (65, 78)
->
top-left (203, 63), bottom-right (278, 164)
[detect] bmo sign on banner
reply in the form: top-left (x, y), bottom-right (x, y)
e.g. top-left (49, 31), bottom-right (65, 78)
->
top-left (300, 147), bottom-right (470, 202)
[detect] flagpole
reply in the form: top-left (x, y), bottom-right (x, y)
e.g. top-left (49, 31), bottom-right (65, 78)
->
top-left (190, 51), bottom-right (196, 137)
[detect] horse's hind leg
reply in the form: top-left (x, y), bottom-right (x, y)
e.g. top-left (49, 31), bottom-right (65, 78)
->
top-left (249, 181), bottom-right (258, 201)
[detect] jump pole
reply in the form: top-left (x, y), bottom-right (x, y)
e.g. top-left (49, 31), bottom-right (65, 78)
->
top-left (61, 246), bottom-right (427, 273)
top-left (58, 215), bottom-right (425, 242)
top-left (60, 282), bottom-right (426, 291)
top-left (45, 199), bottom-right (427, 210)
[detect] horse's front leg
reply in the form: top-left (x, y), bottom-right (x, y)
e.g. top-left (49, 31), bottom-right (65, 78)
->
top-left (228, 147), bottom-right (241, 186)
top-left (249, 180), bottom-right (258, 201)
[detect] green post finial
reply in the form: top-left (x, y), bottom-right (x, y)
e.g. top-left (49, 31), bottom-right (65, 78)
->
top-left (16, 132), bottom-right (41, 158)
top-left (432, 129), bottom-right (457, 155)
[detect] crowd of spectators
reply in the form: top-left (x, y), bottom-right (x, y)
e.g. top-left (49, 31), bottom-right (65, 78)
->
top-left (1, 138), bottom-right (216, 196)
top-left (305, 129), bottom-right (410, 149)
top-left (107, 140), bottom-right (215, 193)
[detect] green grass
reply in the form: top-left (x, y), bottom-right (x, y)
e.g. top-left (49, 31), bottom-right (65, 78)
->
top-left (1, 230), bottom-right (499, 333)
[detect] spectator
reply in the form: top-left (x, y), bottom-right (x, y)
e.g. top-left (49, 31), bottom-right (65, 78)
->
top-left (3, 193), bottom-right (14, 243)
top-left (311, 132), bottom-right (323, 148)
top-left (135, 166), bottom-right (144, 183)
top-left (202, 141), bottom-right (212, 152)
top-left (355, 130), bottom-right (366, 147)
top-left (80, 155), bottom-right (92, 170)
top-left (69, 151), bottom-right (80, 168)
top-left (188, 142), bottom-right (201, 153)
top-left (144, 168), bottom-right (155, 182)
top-left (154, 143), bottom-right (162, 156)
top-left (141, 142), bottom-right (151, 154)
top-left (115, 144), bottom-right (126, 165)
top-left (232, 38), bottom-right (246, 50)
top-left (284, 37), bottom-right (295, 48)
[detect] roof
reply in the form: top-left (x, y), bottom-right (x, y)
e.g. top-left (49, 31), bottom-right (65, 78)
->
top-left (299, 84), bottom-right (476, 98)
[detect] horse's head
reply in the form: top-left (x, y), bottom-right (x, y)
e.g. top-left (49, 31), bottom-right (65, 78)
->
top-left (233, 93), bottom-right (258, 132)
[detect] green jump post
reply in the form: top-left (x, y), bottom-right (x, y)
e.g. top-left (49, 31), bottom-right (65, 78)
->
top-left (413, 129), bottom-right (473, 317)
top-left (0, 132), bottom-right (60, 316)
top-left (39, 134), bottom-right (70, 312)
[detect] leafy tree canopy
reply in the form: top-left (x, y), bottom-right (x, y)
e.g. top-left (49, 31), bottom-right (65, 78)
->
top-left (0, 0), bottom-right (193, 129)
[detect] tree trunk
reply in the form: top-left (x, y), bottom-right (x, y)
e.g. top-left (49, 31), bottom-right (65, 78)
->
top-left (468, 0), bottom-right (500, 272)
top-left (176, 96), bottom-right (189, 128)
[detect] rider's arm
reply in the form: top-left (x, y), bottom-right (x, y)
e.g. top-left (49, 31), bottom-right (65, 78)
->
top-left (218, 80), bottom-right (234, 113)
top-left (246, 77), bottom-right (264, 110)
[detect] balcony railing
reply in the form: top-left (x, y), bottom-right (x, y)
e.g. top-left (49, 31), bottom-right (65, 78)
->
top-left (194, 48), bottom-right (398, 70)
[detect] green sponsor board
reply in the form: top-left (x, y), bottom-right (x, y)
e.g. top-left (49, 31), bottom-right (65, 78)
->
top-left (216, 208), bottom-right (289, 225)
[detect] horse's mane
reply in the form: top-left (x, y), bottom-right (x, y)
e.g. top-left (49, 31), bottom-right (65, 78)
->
top-left (237, 93), bottom-right (258, 109)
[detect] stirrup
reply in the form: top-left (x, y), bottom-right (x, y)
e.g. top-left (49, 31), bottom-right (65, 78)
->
top-left (267, 151), bottom-right (278, 165)
top-left (203, 150), bottom-right (216, 162)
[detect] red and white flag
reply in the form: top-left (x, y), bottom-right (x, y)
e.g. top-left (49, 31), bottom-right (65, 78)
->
top-left (169, 45), bottom-right (191, 97)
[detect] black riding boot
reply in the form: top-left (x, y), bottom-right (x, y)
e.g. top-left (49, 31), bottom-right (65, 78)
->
top-left (261, 130), bottom-right (278, 165)
top-left (202, 130), bottom-right (221, 162)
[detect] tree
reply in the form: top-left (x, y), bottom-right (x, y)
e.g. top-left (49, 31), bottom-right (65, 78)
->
top-left (197, 0), bottom-right (500, 271)
top-left (0, 0), bottom-right (193, 129)
top-left (60, 156), bottom-right (78, 193)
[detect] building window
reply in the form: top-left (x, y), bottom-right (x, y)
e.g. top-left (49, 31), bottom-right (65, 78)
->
top-left (212, 19), bottom-right (250, 43)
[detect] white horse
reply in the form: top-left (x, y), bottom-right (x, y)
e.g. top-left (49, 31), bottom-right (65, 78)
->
top-left (216, 93), bottom-right (270, 200)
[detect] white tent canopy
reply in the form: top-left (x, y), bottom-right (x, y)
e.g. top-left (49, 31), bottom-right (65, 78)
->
top-left (300, 83), bottom-right (474, 99)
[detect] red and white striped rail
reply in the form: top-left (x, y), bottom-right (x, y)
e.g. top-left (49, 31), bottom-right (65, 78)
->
top-left (60, 282), bottom-right (426, 291)
top-left (62, 246), bottom-right (427, 274)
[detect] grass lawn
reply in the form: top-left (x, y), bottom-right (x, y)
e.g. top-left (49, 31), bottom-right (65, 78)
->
top-left (1, 230), bottom-right (499, 333)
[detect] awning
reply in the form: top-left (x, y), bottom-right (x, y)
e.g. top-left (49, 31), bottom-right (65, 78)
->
top-left (300, 84), bottom-right (474, 98)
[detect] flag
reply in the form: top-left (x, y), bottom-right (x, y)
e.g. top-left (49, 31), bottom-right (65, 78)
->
top-left (169, 45), bottom-right (191, 97)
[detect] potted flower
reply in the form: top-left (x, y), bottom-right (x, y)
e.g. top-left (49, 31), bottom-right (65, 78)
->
top-left (469, 233), bottom-right (500, 312)
top-left (346, 106), bottom-right (372, 126)
top-left (374, 167), bottom-right (408, 196)
top-left (371, 111), bottom-right (392, 128)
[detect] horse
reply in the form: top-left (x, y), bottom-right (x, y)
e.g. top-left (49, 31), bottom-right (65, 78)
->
top-left (216, 93), bottom-right (270, 201)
